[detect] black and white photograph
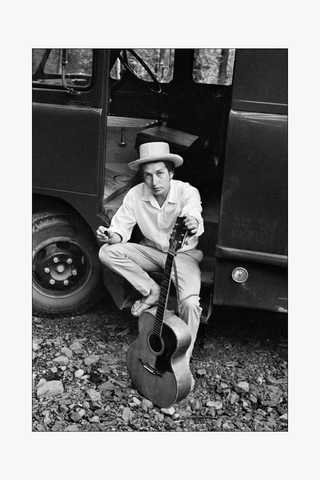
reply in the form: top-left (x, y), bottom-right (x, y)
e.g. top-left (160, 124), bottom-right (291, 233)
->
top-left (4, 5), bottom-right (319, 477)
top-left (31, 47), bottom-right (288, 432)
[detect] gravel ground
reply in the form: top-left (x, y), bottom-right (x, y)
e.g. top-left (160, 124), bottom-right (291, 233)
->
top-left (32, 292), bottom-right (288, 432)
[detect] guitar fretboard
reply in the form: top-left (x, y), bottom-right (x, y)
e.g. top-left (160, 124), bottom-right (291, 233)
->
top-left (153, 252), bottom-right (175, 337)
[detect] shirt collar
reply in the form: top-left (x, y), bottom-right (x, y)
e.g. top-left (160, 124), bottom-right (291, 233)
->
top-left (141, 180), bottom-right (178, 204)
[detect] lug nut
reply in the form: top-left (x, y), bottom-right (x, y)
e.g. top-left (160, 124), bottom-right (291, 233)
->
top-left (57, 264), bottom-right (65, 273)
top-left (49, 279), bottom-right (55, 285)
top-left (67, 258), bottom-right (73, 264)
top-left (44, 267), bottom-right (50, 273)
top-left (63, 280), bottom-right (69, 286)
top-left (53, 257), bottom-right (59, 263)
top-left (72, 269), bottom-right (77, 276)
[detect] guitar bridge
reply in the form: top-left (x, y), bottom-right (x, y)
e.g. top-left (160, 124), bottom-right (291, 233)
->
top-left (139, 358), bottom-right (163, 377)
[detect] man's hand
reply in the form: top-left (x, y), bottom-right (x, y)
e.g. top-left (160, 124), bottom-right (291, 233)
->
top-left (183, 215), bottom-right (199, 236)
top-left (96, 226), bottom-right (122, 244)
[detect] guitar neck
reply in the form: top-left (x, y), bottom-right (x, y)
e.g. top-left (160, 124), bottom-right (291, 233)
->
top-left (153, 252), bottom-right (175, 337)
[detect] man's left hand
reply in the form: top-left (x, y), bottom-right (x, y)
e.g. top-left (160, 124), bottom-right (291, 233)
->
top-left (183, 215), bottom-right (199, 236)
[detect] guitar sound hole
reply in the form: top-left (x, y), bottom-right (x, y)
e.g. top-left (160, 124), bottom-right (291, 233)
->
top-left (148, 333), bottom-right (164, 355)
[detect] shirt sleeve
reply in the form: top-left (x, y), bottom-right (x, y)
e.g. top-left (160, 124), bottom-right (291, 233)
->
top-left (108, 190), bottom-right (137, 242)
top-left (180, 184), bottom-right (204, 237)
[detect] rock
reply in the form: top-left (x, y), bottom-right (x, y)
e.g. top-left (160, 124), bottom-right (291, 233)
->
top-left (192, 400), bottom-right (202, 411)
top-left (90, 416), bottom-right (100, 423)
top-left (154, 413), bottom-right (164, 422)
top-left (65, 425), bottom-right (79, 432)
top-left (237, 381), bottom-right (250, 392)
top-left (74, 369), bottom-right (85, 378)
top-left (230, 392), bottom-right (240, 404)
top-left (142, 398), bottom-right (153, 410)
top-left (84, 354), bottom-right (100, 366)
top-left (122, 407), bottom-right (134, 423)
top-left (33, 338), bottom-right (43, 351)
top-left (53, 356), bottom-right (69, 366)
top-left (69, 411), bottom-right (82, 422)
top-left (61, 347), bottom-right (73, 358)
top-left (161, 407), bottom-right (175, 416)
top-left (197, 368), bottom-right (207, 376)
top-left (250, 394), bottom-right (258, 404)
top-left (37, 380), bottom-right (64, 398)
top-left (99, 381), bottom-right (115, 392)
top-left (206, 401), bottom-right (223, 409)
top-left (225, 361), bottom-right (238, 367)
top-left (280, 413), bottom-right (288, 421)
top-left (132, 397), bottom-right (142, 406)
top-left (37, 378), bottom-right (47, 388)
top-left (51, 421), bottom-right (64, 431)
top-left (69, 341), bottom-right (84, 354)
top-left (86, 389), bottom-right (101, 402)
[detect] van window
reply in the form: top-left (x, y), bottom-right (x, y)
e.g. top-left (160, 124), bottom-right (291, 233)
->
top-left (193, 49), bottom-right (235, 85)
top-left (32, 49), bottom-right (93, 88)
top-left (110, 49), bottom-right (175, 83)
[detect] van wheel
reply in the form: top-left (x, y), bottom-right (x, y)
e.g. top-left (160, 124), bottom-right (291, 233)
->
top-left (32, 211), bottom-right (104, 317)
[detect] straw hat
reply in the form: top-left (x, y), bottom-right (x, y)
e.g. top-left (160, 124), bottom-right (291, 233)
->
top-left (128, 142), bottom-right (184, 170)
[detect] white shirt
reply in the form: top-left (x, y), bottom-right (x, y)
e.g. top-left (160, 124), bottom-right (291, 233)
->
top-left (109, 179), bottom-right (204, 252)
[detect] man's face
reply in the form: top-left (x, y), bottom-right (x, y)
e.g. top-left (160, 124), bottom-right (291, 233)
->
top-left (142, 161), bottom-right (173, 199)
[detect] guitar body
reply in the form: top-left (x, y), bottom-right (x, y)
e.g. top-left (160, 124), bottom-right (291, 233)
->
top-left (126, 308), bottom-right (192, 408)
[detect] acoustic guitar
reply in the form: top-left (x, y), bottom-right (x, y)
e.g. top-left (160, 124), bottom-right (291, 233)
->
top-left (126, 216), bottom-right (192, 408)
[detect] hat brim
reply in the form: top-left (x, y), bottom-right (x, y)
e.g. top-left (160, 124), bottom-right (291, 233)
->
top-left (128, 153), bottom-right (184, 171)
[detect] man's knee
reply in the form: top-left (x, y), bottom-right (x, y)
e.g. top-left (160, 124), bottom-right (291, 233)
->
top-left (180, 295), bottom-right (201, 314)
top-left (98, 243), bottom-right (122, 267)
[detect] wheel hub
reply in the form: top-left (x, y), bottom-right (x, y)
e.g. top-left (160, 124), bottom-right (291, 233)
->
top-left (33, 239), bottom-right (88, 294)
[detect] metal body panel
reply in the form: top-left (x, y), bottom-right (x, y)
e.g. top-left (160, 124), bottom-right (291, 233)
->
top-left (217, 110), bottom-right (288, 257)
top-left (32, 49), bottom-right (109, 225)
top-left (32, 104), bottom-right (102, 194)
top-left (214, 257), bottom-right (287, 312)
top-left (214, 110), bottom-right (287, 310)
top-left (231, 49), bottom-right (288, 115)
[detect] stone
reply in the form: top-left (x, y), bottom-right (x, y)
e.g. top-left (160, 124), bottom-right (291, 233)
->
top-left (70, 411), bottom-right (82, 422)
top-left (61, 347), bottom-right (73, 358)
top-left (99, 381), bottom-right (115, 391)
top-left (154, 414), bottom-right (164, 422)
top-left (53, 356), bottom-right (69, 366)
top-left (230, 392), bottom-right (240, 404)
top-left (206, 400), bottom-right (223, 409)
top-left (122, 407), bottom-right (134, 423)
top-left (69, 341), bottom-right (84, 353)
top-left (51, 421), bottom-right (64, 431)
top-left (86, 389), bottom-right (101, 402)
top-left (74, 369), bottom-right (85, 378)
top-left (84, 354), bottom-right (100, 366)
top-left (142, 398), bottom-right (153, 410)
top-left (90, 416), bottom-right (100, 423)
top-left (37, 380), bottom-right (64, 398)
top-left (161, 406), bottom-right (175, 416)
top-left (237, 381), bottom-right (250, 392)
top-left (65, 425), bottom-right (79, 432)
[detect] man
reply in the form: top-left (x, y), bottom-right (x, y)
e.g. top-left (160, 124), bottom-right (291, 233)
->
top-left (97, 142), bottom-right (204, 366)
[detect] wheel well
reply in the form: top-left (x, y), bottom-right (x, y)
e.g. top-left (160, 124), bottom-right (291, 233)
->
top-left (32, 194), bottom-right (93, 235)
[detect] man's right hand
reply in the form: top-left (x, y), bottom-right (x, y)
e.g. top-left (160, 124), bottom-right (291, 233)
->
top-left (96, 226), bottom-right (121, 244)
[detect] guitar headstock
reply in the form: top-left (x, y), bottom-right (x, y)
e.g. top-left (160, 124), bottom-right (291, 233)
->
top-left (169, 216), bottom-right (189, 254)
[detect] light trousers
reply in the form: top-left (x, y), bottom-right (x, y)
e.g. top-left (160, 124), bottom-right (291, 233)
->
top-left (99, 242), bottom-right (203, 361)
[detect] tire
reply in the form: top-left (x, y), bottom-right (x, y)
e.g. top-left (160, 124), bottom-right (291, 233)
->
top-left (32, 210), bottom-right (104, 317)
